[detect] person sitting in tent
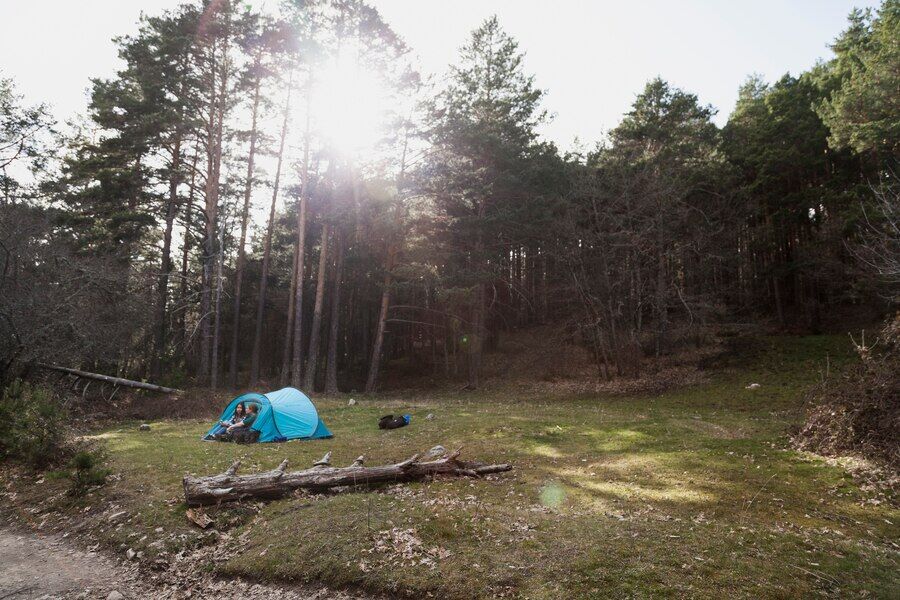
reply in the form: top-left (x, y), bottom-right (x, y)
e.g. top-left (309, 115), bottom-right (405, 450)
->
top-left (226, 402), bottom-right (260, 443)
top-left (203, 402), bottom-right (245, 441)
top-left (202, 387), bottom-right (332, 443)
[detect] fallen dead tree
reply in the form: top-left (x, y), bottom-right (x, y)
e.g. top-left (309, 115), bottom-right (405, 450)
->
top-left (182, 449), bottom-right (512, 506)
top-left (33, 363), bottom-right (183, 394)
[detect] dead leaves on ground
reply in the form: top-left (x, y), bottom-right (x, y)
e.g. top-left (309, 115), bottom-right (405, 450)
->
top-left (362, 527), bottom-right (450, 571)
top-left (185, 508), bottom-right (213, 529)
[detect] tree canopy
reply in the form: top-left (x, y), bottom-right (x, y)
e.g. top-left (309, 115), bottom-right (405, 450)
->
top-left (1, 1), bottom-right (897, 390)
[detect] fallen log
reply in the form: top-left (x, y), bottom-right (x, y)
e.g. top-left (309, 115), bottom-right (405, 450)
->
top-left (182, 448), bottom-right (512, 506)
top-left (33, 363), bottom-right (183, 394)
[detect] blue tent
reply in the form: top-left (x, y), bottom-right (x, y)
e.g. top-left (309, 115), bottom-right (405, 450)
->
top-left (205, 387), bottom-right (332, 442)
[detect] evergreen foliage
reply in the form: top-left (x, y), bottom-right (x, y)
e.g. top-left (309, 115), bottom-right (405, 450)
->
top-left (0, 1), bottom-right (897, 391)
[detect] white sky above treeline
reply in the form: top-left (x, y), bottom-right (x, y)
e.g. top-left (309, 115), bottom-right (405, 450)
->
top-left (0, 0), bottom-right (882, 150)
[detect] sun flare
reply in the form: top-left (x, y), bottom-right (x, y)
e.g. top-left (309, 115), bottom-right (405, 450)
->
top-left (312, 44), bottom-right (393, 155)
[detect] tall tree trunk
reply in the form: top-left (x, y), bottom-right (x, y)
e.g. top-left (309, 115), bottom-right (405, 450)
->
top-left (250, 73), bottom-right (292, 385)
top-left (324, 231), bottom-right (344, 394)
top-left (152, 133), bottom-right (182, 377)
top-left (211, 225), bottom-right (225, 388)
top-left (654, 249), bottom-right (667, 357)
top-left (653, 199), bottom-right (668, 357)
top-left (200, 23), bottom-right (231, 383)
top-left (427, 286), bottom-right (437, 372)
top-left (178, 149), bottom-right (200, 362)
top-left (280, 237), bottom-right (300, 385)
top-left (363, 122), bottom-right (410, 393)
top-left (228, 64), bottom-right (263, 388)
top-left (208, 25), bottom-right (230, 385)
top-left (290, 82), bottom-right (313, 388)
top-left (365, 246), bottom-right (395, 393)
top-left (540, 249), bottom-right (548, 323)
top-left (178, 217), bottom-right (193, 355)
top-left (464, 202), bottom-right (487, 390)
top-left (304, 223), bottom-right (330, 390)
top-left (772, 273), bottom-right (785, 326)
top-left (765, 211), bottom-right (785, 326)
top-left (467, 282), bottom-right (485, 390)
top-left (199, 44), bottom-right (217, 381)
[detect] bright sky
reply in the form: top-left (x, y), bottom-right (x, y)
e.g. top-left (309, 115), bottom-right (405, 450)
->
top-left (0, 0), bottom-right (881, 150)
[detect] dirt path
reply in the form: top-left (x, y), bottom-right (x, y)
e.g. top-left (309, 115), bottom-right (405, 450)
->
top-left (0, 527), bottom-right (147, 599)
top-left (0, 526), bottom-right (372, 600)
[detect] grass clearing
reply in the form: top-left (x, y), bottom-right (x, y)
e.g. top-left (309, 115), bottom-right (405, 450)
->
top-left (13, 335), bottom-right (899, 598)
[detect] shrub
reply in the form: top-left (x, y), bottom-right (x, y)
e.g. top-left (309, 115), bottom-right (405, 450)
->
top-left (794, 316), bottom-right (900, 469)
top-left (66, 450), bottom-right (110, 496)
top-left (0, 380), bottom-right (69, 468)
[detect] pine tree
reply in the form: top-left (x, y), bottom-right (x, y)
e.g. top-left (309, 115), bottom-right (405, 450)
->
top-left (817, 1), bottom-right (900, 160)
top-left (250, 69), bottom-right (294, 386)
top-left (605, 78), bottom-right (723, 353)
top-left (421, 16), bottom-right (547, 389)
top-left (195, 0), bottom-right (237, 385)
top-left (229, 15), bottom-right (290, 387)
top-left (0, 76), bottom-right (53, 204)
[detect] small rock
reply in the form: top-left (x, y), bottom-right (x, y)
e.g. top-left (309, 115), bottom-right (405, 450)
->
top-left (745, 383), bottom-right (761, 390)
top-left (108, 510), bottom-right (128, 522)
top-left (139, 424), bottom-right (151, 431)
top-left (107, 592), bottom-right (125, 600)
top-left (348, 398), bottom-right (356, 406)
top-left (426, 445), bottom-right (446, 457)
top-left (126, 548), bottom-right (136, 560)
top-left (426, 413), bottom-right (435, 420)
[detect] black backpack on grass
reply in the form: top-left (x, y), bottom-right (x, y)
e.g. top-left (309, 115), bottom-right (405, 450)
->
top-left (378, 414), bottom-right (409, 430)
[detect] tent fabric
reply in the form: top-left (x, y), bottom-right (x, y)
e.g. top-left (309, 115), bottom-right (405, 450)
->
top-left (204, 387), bottom-right (332, 443)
